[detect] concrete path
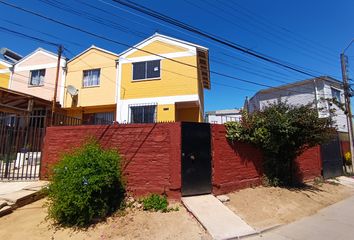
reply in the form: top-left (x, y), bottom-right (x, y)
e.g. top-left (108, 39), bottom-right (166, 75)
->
top-left (0, 181), bottom-right (48, 217)
top-left (245, 194), bottom-right (354, 240)
top-left (335, 176), bottom-right (354, 188)
top-left (182, 194), bottom-right (256, 240)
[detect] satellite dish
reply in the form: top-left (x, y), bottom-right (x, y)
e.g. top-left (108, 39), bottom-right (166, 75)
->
top-left (67, 85), bottom-right (78, 96)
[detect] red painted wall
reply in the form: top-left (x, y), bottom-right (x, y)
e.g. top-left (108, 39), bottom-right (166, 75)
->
top-left (41, 123), bottom-right (182, 199)
top-left (211, 125), bottom-right (322, 194)
top-left (41, 123), bottom-right (322, 199)
top-left (211, 124), bottom-right (263, 195)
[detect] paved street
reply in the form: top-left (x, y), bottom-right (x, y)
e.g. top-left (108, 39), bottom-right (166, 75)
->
top-left (246, 194), bottom-right (354, 240)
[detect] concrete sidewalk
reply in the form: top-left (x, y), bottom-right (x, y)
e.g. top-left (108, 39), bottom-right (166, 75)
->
top-left (183, 194), bottom-right (256, 240)
top-left (246, 194), bottom-right (354, 240)
top-left (0, 181), bottom-right (48, 217)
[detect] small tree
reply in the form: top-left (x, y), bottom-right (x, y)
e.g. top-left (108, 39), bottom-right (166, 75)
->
top-left (226, 102), bottom-right (335, 186)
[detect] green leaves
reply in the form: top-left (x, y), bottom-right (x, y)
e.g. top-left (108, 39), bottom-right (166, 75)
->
top-left (47, 139), bottom-right (125, 227)
top-left (225, 102), bottom-right (335, 186)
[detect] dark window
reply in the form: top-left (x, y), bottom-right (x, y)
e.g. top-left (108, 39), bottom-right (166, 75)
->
top-left (83, 69), bottom-right (100, 87)
top-left (132, 60), bottom-right (160, 80)
top-left (29, 69), bottom-right (45, 86)
top-left (130, 105), bottom-right (157, 123)
top-left (83, 112), bottom-right (114, 125)
top-left (331, 88), bottom-right (341, 103)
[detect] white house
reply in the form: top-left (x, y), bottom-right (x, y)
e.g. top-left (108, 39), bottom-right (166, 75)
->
top-left (245, 76), bottom-right (348, 133)
top-left (205, 109), bottom-right (242, 124)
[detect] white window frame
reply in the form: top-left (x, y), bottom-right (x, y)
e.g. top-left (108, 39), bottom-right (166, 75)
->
top-left (82, 68), bottom-right (100, 88)
top-left (132, 60), bottom-right (161, 81)
top-left (128, 103), bottom-right (157, 123)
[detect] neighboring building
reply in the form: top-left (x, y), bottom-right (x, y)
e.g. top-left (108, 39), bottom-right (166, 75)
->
top-left (205, 109), bottom-right (242, 124)
top-left (246, 76), bottom-right (348, 133)
top-left (117, 33), bottom-right (210, 123)
top-left (10, 48), bottom-right (66, 105)
top-left (63, 46), bottom-right (118, 124)
top-left (0, 48), bottom-right (22, 88)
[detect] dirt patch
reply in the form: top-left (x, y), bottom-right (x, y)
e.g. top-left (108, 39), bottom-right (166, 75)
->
top-left (0, 199), bottom-right (210, 240)
top-left (226, 182), bottom-right (354, 230)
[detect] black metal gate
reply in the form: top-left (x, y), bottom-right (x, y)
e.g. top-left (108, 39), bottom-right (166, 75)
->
top-left (321, 135), bottom-right (343, 179)
top-left (0, 112), bottom-right (46, 180)
top-left (181, 122), bottom-right (212, 196)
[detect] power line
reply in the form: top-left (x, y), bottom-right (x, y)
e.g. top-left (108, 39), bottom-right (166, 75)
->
top-left (184, 0), bottom-right (338, 68)
top-left (0, 25), bottom-right (59, 47)
top-left (97, 0), bottom-right (334, 81)
top-left (111, 0), bottom-right (337, 80)
top-left (0, 0), bottom-right (340, 97)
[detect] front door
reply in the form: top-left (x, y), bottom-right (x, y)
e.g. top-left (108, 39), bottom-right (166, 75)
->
top-left (181, 122), bottom-right (212, 196)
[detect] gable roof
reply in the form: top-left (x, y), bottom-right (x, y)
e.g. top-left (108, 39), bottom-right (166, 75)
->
top-left (251, 76), bottom-right (342, 98)
top-left (68, 45), bottom-right (118, 63)
top-left (14, 47), bottom-right (66, 66)
top-left (119, 33), bottom-right (208, 57)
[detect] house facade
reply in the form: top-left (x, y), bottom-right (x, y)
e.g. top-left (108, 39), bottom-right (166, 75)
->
top-left (246, 76), bottom-right (348, 133)
top-left (10, 48), bottom-right (66, 105)
top-left (117, 33), bottom-right (210, 123)
top-left (205, 109), bottom-right (242, 124)
top-left (63, 46), bottom-right (118, 124)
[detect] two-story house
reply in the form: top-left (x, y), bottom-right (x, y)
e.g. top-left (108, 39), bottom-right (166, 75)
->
top-left (246, 76), bottom-right (347, 133)
top-left (63, 46), bottom-right (118, 124)
top-left (62, 33), bottom-right (210, 124)
top-left (10, 48), bottom-right (67, 106)
top-left (117, 33), bottom-right (210, 123)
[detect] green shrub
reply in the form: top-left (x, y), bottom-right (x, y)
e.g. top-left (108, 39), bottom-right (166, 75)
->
top-left (140, 194), bottom-right (169, 212)
top-left (226, 102), bottom-right (335, 186)
top-left (46, 139), bottom-right (125, 227)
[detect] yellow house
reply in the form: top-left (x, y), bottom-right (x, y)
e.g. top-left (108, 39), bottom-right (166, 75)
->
top-left (0, 59), bottom-right (11, 88)
top-left (63, 46), bottom-right (119, 124)
top-left (117, 33), bottom-right (210, 123)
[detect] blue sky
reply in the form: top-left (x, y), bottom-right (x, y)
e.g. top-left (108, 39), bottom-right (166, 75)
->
top-left (1, 0), bottom-right (354, 112)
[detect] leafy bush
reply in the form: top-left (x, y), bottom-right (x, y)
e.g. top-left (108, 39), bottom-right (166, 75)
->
top-left (140, 194), bottom-right (168, 212)
top-left (46, 139), bottom-right (125, 227)
top-left (226, 102), bottom-right (335, 186)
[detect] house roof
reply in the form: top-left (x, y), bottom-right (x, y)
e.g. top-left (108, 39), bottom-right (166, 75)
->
top-left (250, 76), bottom-right (342, 101)
top-left (67, 45), bottom-right (119, 63)
top-left (206, 109), bottom-right (242, 115)
top-left (14, 47), bottom-right (66, 66)
top-left (119, 33), bottom-right (208, 57)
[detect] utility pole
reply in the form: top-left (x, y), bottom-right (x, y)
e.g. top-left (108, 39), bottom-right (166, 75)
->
top-left (51, 45), bottom-right (63, 126)
top-left (340, 52), bottom-right (354, 169)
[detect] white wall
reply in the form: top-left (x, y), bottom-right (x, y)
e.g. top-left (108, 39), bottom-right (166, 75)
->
top-left (248, 80), bottom-right (348, 132)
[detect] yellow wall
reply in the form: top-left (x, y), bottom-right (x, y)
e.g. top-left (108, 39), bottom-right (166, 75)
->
top-left (176, 107), bottom-right (200, 122)
top-left (0, 73), bottom-right (10, 88)
top-left (157, 104), bottom-right (175, 122)
top-left (126, 40), bottom-right (188, 58)
top-left (0, 63), bottom-right (10, 88)
top-left (120, 56), bottom-right (199, 99)
top-left (64, 48), bottom-right (117, 108)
